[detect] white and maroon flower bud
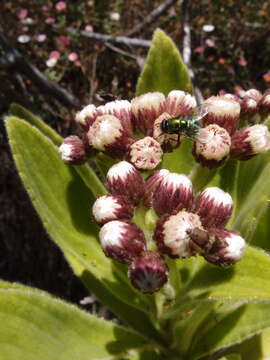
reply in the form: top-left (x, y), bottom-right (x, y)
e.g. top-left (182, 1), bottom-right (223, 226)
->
top-left (128, 251), bottom-right (168, 293)
top-left (143, 169), bottom-right (170, 207)
top-left (131, 92), bottom-right (166, 135)
top-left (153, 210), bottom-right (202, 258)
top-left (202, 96), bottom-right (241, 135)
top-left (193, 124), bottom-right (231, 168)
top-left (75, 104), bottom-right (97, 130)
top-left (59, 135), bottom-right (87, 164)
top-left (231, 124), bottom-right (270, 160)
top-left (203, 229), bottom-right (246, 267)
top-left (259, 89), bottom-right (270, 112)
top-left (195, 187), bottom-right (233, 228)
top-left (153, 112), bottom-right (182, 152)
top-left (165, 90), bottom-right (196, 117)
top-left (245, 89), bottom-right (262, 102)
top-left (223, 93), bottom-right (240, 102)
top-left (241, 96), bottom-right (259, 115)
top-left (99, 220), bottom-right (146, 264)
top-left (126, 137), bottom-right (163, 170)
top-left (96, 100), bottom-right (133, 135)
top-left (87, 115), bottom-right (133, 157)
top-left (92, 194), bottom-right (134, 225)
top-left (153, 173), bottom-right (194, 216)
top-left (106, 161), bottom-right (144, 205)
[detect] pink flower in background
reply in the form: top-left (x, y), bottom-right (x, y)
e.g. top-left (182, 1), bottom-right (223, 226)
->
top-left (45, 17), bottom-right (55, 24)
top-left (74, 60), bottom-right (81, 67)
top-left (238, 57), bottom-right (247, 67)
top-left (218, 89), bottom-right (227, 95)
top-left (218, 58), bottom-right (226, 65)
top-left (68, 52), bottom-right (78, 62)
top-left (36, 34), bottom-right (47, 42)
top-left (17, 9), bottom-right (28, 20)
top-left (49, 50), bottom-right (61, 59)
top-left (55, 1), bottom-right (66, 11)
top-left (227, 66), bottom-right (234, 74)
top-left (41, 5), bottom-right (49, 12)
top-left (58, 36), bottom-right (70, 46)
top-left (194, 46), bottom-right (204, 53)
top-left (263, 71), bottom-right (270, 82)
top-left (205, 38), bottom-right (215, 47)
top-left (85, 24), bottom-right (93, 32)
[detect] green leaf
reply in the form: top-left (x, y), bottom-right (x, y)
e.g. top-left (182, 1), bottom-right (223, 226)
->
top-left (0, 283), bottom-right (148, 360)
top-left (191, 302), bottom-right (270, 359)
top-left (136, 29), bottom-right (192, 96)
top-left (181, 246), bottom-right (270, 300)
top-left (5, 117), bottom-right (153, 324)
top-left (9, 104), bottom-right (106, 197)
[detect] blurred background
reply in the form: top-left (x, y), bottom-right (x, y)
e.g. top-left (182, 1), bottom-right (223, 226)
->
top-left (1, 0), bottom-right (270, 306)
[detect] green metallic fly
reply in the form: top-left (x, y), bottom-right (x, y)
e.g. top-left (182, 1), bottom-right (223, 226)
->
top-left (161, 105), bottom-right (208, 140)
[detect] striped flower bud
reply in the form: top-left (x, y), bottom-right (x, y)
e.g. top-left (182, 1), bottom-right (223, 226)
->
top-left (231, 124), bottom-right (270, 160)
top-left (92, 194), bottom-right (134, 225)
top-left (153, 112), bottom-right (182, 152)
top-left (128, 251), bottom-right (168, 293)
top-left (131, 92), bottom-right (165, 135)
top-left (203, 229), bottom-right (246, 267)
top-left (153, 210), bottom-right (202, 258)
top-left (99, 220), bottom-right (146, 264)
top-left (87, 115), bottom-right (133, 157)
top-left (193, 124), bottom-right (231, 168)
top-left (241, 96), bottom-right (259, 115)
top-left (165, 90), bottom-right (196, 117)
top-left (259, 89), bottom-right (270, 112)
top-left (59, 135), bottom-right (87, 164)
top-left (143, 169), bottom-right (170, 207)
top-left (245, 89), bottom-right (262, 102)
top-left (96, 100), bottom-right (133, 135)
top-left (195, 187), bottom-right (233, 228)
top-left (75, 104), bottom-right (97, 130)
top-left (106, 161), bottom-right (144, 205)
top-left (202, 96), bottom-right (241, 135)
top-left (153, 173), bottom-right (194, 216)
top-left (126, 136), bottom-right (163, 170)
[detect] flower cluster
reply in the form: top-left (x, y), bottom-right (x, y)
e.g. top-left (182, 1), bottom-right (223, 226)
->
top-left (60, 89), bottom-right (270, 170)
top-left (91, 161), bottom-right (246, 293)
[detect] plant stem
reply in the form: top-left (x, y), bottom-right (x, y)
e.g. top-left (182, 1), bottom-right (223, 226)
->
top-left (189, 164), bottom-right (217, 191)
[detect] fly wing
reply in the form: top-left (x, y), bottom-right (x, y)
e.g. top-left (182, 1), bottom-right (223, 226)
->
top-left (191, 104), bottom-right (209, 123)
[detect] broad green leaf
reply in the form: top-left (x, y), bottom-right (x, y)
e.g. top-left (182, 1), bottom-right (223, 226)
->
top-left (0, 284), bottom-right (148, 360)
top-left (191, 302), bottom-right (270, 360)
top-left (232, 160), bottom-right (270, 241)
top-left (9, 104), bottom-right (106, 197)
top-left (162, 139), bottom-right (195, 174)
top-left (136, 29), bottom-right (192, 96)
top-left (180, 247), bottom-right (270, 300)
top-left (5, 117), bottom-right (151, 318)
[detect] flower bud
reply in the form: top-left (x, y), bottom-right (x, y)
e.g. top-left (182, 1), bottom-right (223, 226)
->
top-left (231, 124), bottom-right (270, 160)
top-left (241, 96), bottom-right (258, 115)
top-left (106, 161), bottom-right (144, 205)
top-left (245, 89), bottom-right (262, 102)
top-left (165, 90), bottom-right (196, 117)
top-left (193, 124), bottom-right (231, 168)
top-left (153, 112), bottom-right (182, 152)
top-left (97, 100), bottom-right (133, 135)
top-left (143, 169), bottom-right (170, 207)
top-left (128, 251), bottom-right (168, 293)
top-left (259, 89), bottom-right (270, 112)
top-left (87, 115), bottom-right (133, 157)
top-left (59, 135), bottom-right (87, 164)
top-left (203, 229), bottom-right (246, 267)
top-left (153, 173), bottom-right (194, 216)
top-left (153, 210), bottom-right (202, 258)
top-left (202, 96), bottom-right (240, 135)
top-left (92, 194), bottom-right (134, 225)
top-left (131, 92), bottom-right (165, 135)
top-left (195, 187), bottom-right (233, 228)
top-left (126, 136), bottom-right (163, 170)
top-left (75, 104), bottom-right (97, 130)
top-left (99, 220), bottom-right (146, 264)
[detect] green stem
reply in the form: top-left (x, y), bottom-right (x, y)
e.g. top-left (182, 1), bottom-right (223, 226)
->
top-left (189, 164), bottom-right (217, 191)
top-left (75, 163), bottom-right (107, 197)
top-left (167, 257), bottom-right (181, 294)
